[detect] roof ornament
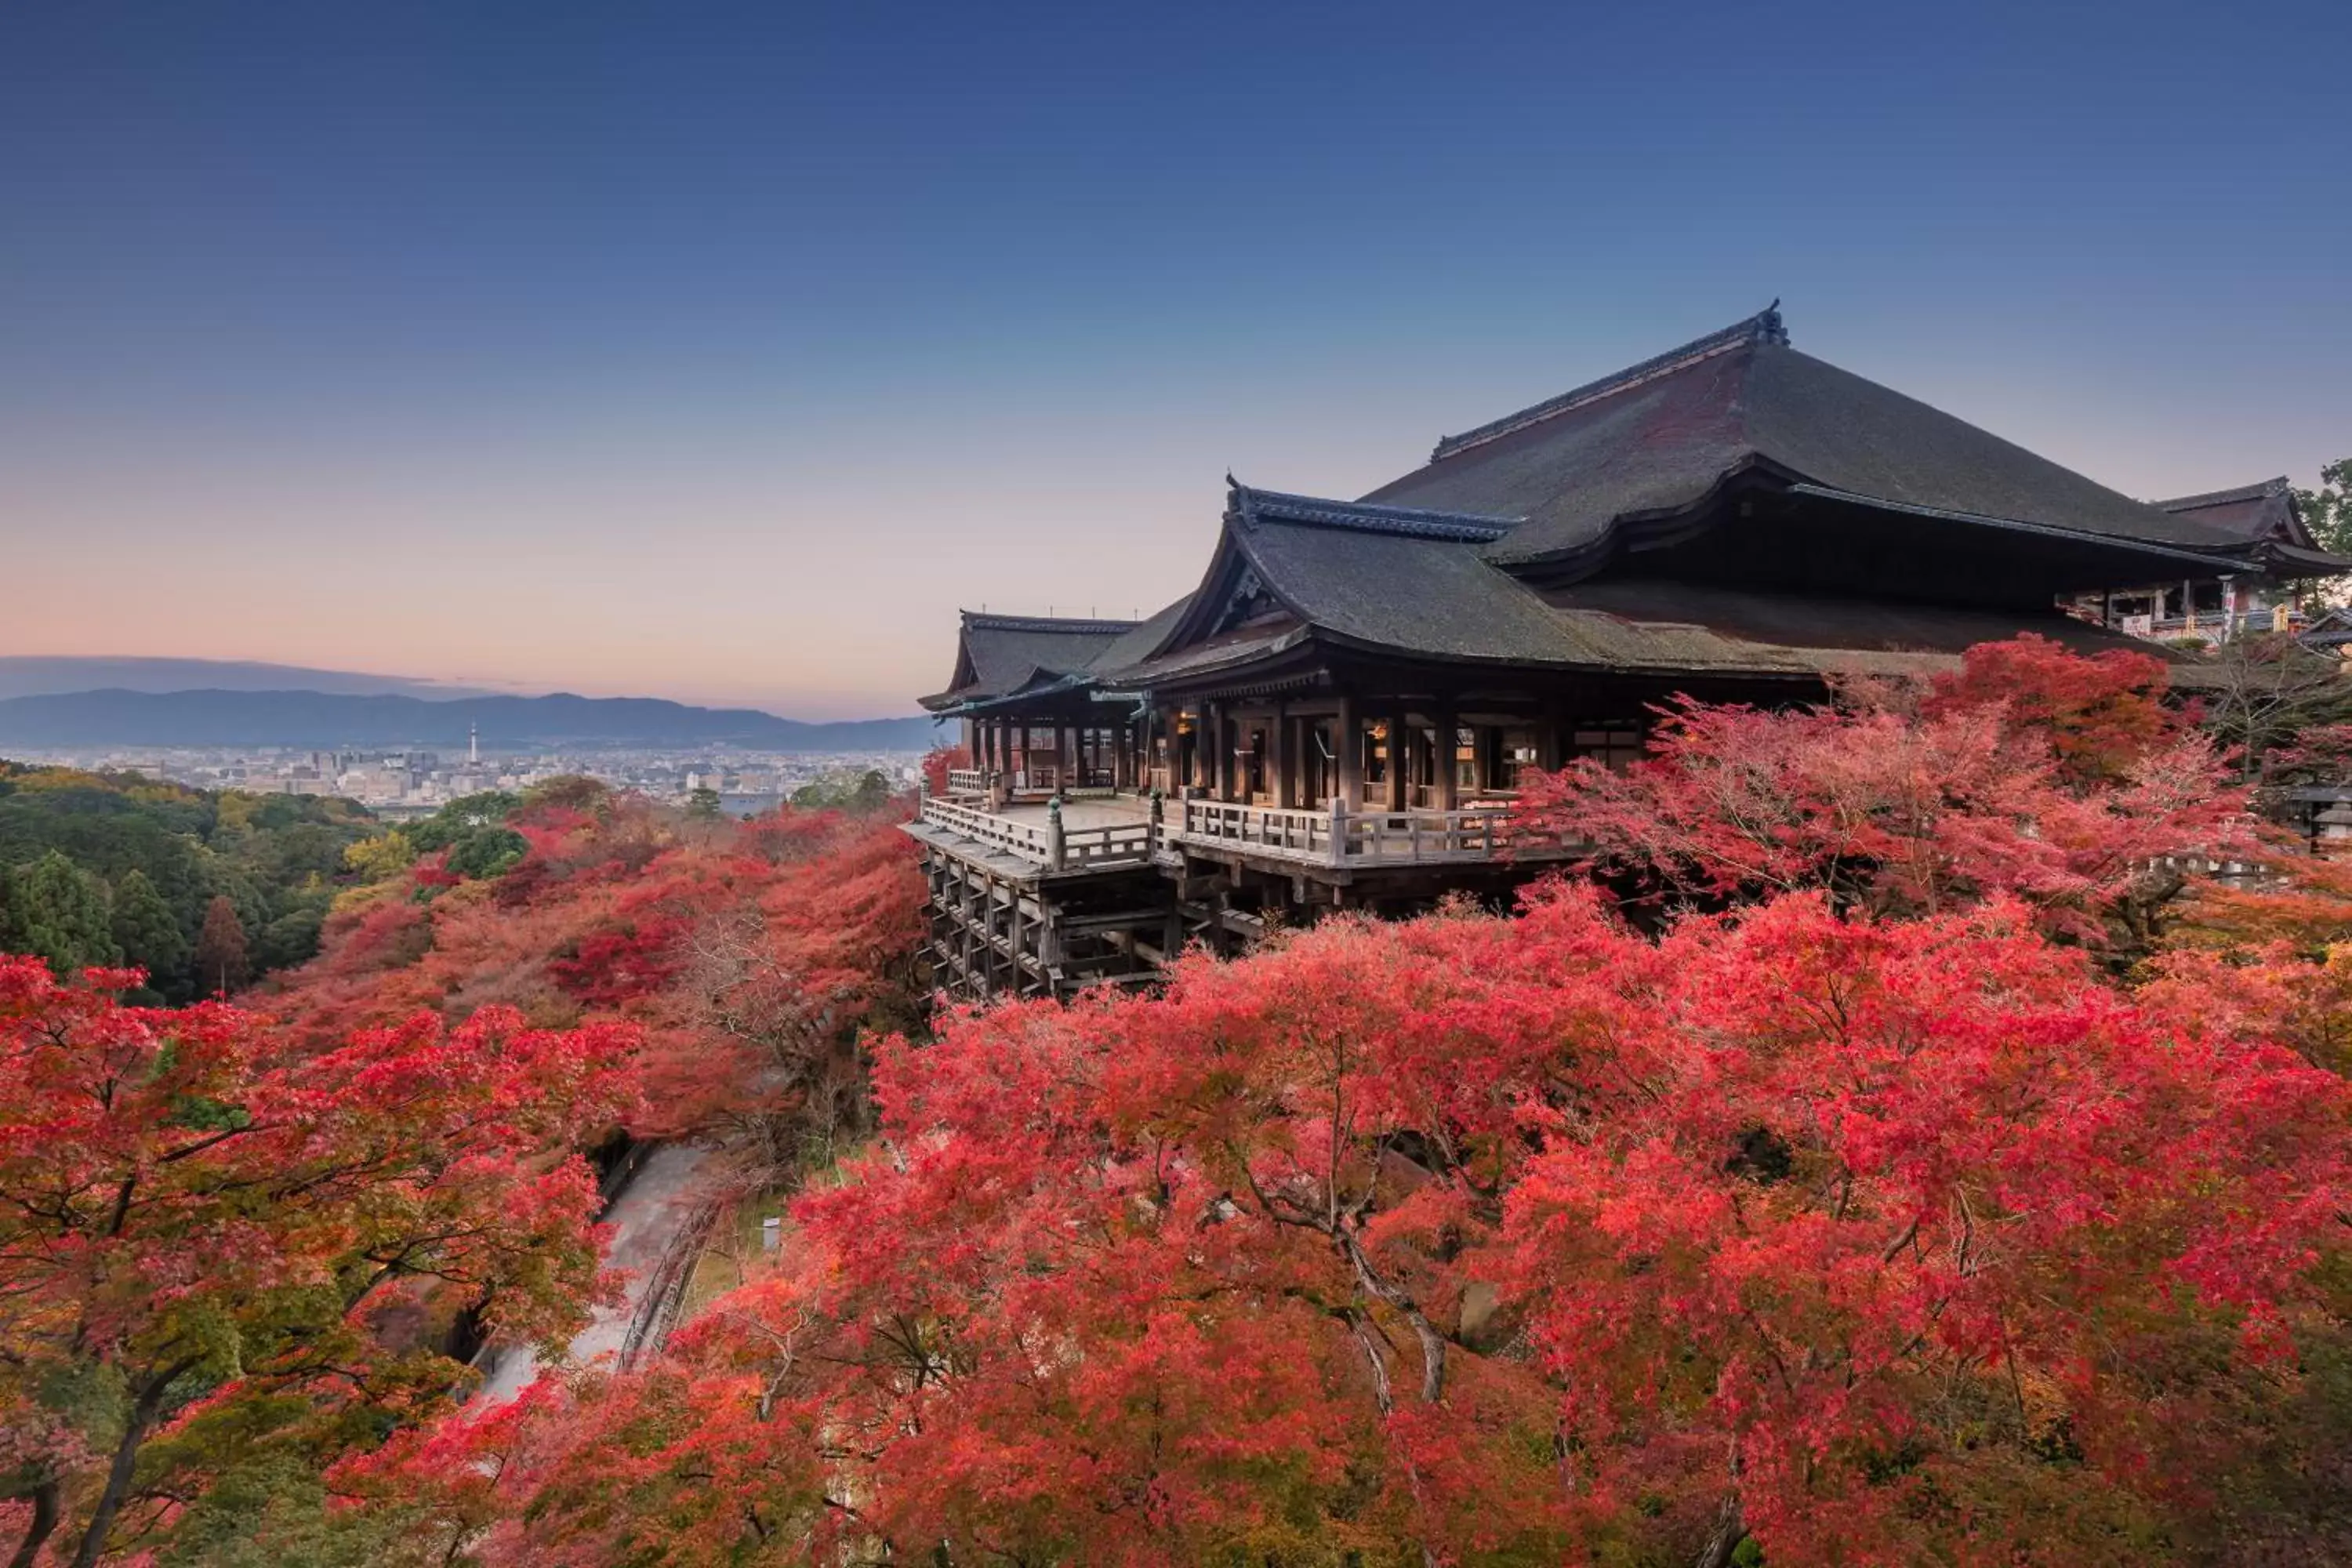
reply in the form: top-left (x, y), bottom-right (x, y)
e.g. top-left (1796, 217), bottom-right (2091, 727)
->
top-left (1225, 475), bottom-right (1261, 531)
top-left (1753, 299), bottom-right (1789, 346)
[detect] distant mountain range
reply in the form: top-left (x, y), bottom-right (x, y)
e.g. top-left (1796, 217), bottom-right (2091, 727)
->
top-left (0, 656), bottom-right (500, 702)
top-left (0, 688), bottom-right (941, 753)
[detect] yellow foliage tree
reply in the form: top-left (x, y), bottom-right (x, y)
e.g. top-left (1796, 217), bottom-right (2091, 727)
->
top-left (342, 830), bottom-right (417, 884)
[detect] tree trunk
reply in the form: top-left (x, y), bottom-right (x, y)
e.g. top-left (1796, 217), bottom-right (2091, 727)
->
top-left (70, 1364), bottom-right (186, 1568)
top-left (1693, 1490), bottom-right (1744, 1568)
top-left (7, 1479), bottom-right (57, 1568)
top-left (1338, 1228), bottom-right (1446, 1403)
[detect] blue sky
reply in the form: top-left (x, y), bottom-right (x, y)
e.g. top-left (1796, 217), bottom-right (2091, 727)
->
top-left (4, 0), bottom-right (2346, 716)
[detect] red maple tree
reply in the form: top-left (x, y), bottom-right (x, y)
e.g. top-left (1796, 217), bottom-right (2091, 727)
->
top-left (0, 958), bottom-right (641, 1566)
top-left (1514, 635), bottom-right (2259, 948)
top-left (345, 884), bottom-right (2350, 1566)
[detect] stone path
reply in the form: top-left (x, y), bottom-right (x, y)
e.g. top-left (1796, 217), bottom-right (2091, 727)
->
top-left (472, 1141), bottom-right (713, 1406)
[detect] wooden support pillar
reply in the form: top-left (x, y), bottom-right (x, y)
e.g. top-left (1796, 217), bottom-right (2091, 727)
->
top-left (1539, 702), bottom-right (1564, 771)
top-left (1435, 701), bottom-right (1458, 812)
top-left (1271, 702), bottom-right (1293, 809)
top-left (1387, 706), bottom-right (1409, 811)
top-left (1335, 693), bottom-right (1359, 811)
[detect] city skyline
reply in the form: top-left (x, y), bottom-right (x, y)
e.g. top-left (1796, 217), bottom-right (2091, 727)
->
top-left (6, 0), bottom-right (2347, 717)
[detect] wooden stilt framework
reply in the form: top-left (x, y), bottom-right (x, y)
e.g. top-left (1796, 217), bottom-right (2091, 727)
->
top-left (916, 843), bottom-right (1176, 1004)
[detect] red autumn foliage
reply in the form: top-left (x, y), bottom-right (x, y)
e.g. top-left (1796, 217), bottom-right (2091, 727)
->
top-left (548, 913), bottom-right (691, 1005)
top-left (0, 780), bottom-right (927, 1564)
top-left (23, 638), bottom-right (2352, 1566)
top-left (1514, 635), bottom-right (2259, 946)
top-left (920, 742), bottom-right (968, 796)
top-left (354, 885), bottom-right (2351, 1566)
top-left (0, 957), bottom-right (641, 1567)
top-left (268, 793), bottom-right (924, 1142)
top-left (1919, 632), bottom-right (2176, 784)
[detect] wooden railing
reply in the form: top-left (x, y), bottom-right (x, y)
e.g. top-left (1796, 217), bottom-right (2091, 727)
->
top-left (916, 796), bottom-right (1155, 873)
top-left (1171, 798), bottom-right (1578, 867)
top-left (944, 768), bottom-right (987, 797)
top-left (923, 793), bottom-right (1581, 874)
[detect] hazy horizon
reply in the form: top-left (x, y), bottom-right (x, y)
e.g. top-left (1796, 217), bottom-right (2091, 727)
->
top-left (0, 654), bottom-right (928, 719)
top-left (7, 0), bottom-right (2347, 719)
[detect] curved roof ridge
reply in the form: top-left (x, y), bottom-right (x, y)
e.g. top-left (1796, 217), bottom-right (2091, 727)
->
top-left (1228, 481), bottom-right (1519, 543)
top-left (1428, 302), bottom-right (1788, 464)
top-left (2153, 476), bottom-right (2293, 512)
top-left (959, 610), bottom-right (1141, 634)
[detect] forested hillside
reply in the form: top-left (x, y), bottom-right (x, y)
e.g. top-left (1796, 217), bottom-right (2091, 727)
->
top-left (0, 763), bottom-right (378, 1000)
top-left (5, 641), bottom-right (2352, 1567)
top-left (0, 772), bottom-right (925, 1568)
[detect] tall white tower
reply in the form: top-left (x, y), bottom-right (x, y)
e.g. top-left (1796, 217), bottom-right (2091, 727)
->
top-left (469, 722), bottom-right (478, 765)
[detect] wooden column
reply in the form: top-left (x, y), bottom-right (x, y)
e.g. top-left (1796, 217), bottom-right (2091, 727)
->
top-left (1335, 694), bottom-right (1359, 811)
top-left (1271, 702), bottom-right (1293, 808)
top-left (1387, 706), bottom-right (1409, 811)
top-left (1435, 702), bottom-right (1458, 812)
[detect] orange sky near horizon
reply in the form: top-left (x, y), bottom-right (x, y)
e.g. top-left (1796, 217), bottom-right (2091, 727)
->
top-left (10, 333), bottom-right (2336, 720)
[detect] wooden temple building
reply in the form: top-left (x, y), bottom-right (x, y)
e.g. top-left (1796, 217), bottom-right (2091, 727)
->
top-left (2066, 477), bottom-right (2332, 641)
top-left (908, 305), bottom-right (2349, 1000)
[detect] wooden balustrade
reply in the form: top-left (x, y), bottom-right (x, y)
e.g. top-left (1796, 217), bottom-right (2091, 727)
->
top-left (917, 795), bottom-right (1156, 873)
top-left (1171, 797), bottom-right (1573, 867)
top-left (923, 793), bottom-right (1575, 877)
top-left (944, 768), bottom-right (988, 797)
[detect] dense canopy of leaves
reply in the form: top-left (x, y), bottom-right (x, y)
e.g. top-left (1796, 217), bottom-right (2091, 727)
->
top-left (0, 960), bottom-right (641, 1567)
top-left (1, 773), bottom-right (927, 1565)
top-left (0, 764), bottom-right (377, 1000)
top-left (16, 644), bottom-right (2352, 1566)
top-left (350, 884), bottom-right (2352, 1566)
top-left (1513, 635), bottom-right (2256, 951)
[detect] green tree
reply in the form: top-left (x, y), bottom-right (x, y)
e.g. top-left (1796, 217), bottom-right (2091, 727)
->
top-left (108, 869), bottom-right (189, 996)
top-left (686, 786), bottom-right (723, 819)
top-left (441, 826), bottom-right (528, 880)
top-left (2296, 457), bottom-right (2351, 557)
top-left (194, 895), bottom-right (250, 996)
top-left (405, 792), bottom-right (521, 854)
top-left (789, 768), bottom-right (898, 813)
top-left (0, 762), bottom-right (374, 990)
top-left (0, 851), bottom-right (121, 976)
top-left (254, 906), bottom-right (326, 973)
